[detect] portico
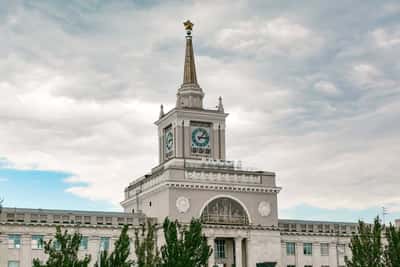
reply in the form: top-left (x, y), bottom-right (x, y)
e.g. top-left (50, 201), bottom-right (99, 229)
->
top-left (204, 227), bottom-right (248, 267)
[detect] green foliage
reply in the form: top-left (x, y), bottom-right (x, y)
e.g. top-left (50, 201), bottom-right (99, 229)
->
top-left (134, 220), bottom-right (161, 267)
top-left (160, 217), bottom-right (212, 267)
top-left (384, 223), bottom-right (400, 267)
top-left (94, 225), bottom-right (134, 267)
top-left (32, 226), bottom-right (91, 267)
top-left (345, 217), bottom-right (384, 267)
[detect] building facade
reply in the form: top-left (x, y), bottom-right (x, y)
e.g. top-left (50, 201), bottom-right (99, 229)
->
top-left (1, 22), bottom-right (360, 267)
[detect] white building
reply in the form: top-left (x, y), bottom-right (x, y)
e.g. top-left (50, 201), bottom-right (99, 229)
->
top-left (1, 21), bottom-right (360, 267)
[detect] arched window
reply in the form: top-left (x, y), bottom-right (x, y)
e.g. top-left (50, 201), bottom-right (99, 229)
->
top-left (201, 197), bottom-right (249, 225)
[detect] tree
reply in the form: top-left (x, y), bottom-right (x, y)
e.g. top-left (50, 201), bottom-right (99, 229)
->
top-left (32, 226), bottom-right (91, 267)
top-left (345, 217), bottom-right (384, 267)
top-left (160, 217), bottom-right (212, 267)
top-left (383, 223), bottom-right (400, 267)
top-left (134, 220), bottom-right (161, 267)
top-left (94, 225), bottom-right (134, 267)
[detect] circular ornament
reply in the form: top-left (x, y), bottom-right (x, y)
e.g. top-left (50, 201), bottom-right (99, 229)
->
top-left (258, 201), bottom-right (271, 217)
top-left (176, 196), bottom-right (190, 213)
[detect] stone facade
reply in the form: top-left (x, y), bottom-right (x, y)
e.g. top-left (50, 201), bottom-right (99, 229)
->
top-left (0, 208), bottom-right (147, 267)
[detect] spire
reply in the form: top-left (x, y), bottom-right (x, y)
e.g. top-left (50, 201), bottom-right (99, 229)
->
top-left (217, 96), bottom-right (224, 113)
top-left (176, 20), bottom-right (204, 109)
top-left (183, 20), bottom-right (197, 85)
top-left (159, 104), bottom-right (165, 119)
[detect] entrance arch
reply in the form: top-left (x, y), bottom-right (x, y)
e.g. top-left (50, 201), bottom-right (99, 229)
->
top-left (200, 195), bottom-right (251, 225)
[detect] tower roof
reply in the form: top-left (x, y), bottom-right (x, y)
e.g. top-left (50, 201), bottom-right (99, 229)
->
top-left (183, 20), bottom-right (197, 85)
top-left (176, 20), bottom-right (204, 109)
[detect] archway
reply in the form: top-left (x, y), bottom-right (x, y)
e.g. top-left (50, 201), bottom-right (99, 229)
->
top-left (200, 196), bottom-right (249, 225)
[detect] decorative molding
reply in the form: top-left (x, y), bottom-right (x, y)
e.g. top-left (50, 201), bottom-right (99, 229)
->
top-left (176, 196), bottom-right (190, 213)
top-left (258, 201), bottom-right (271, 217)
top-left (186, 170), bottom-right (261, 184)
top-left (166, 181), bottom-right (281, 194)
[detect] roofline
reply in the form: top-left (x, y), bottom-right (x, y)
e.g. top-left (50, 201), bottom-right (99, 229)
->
top-left (2, 207), bottom-right (134, 216)
top-left (279, 218), bottom-right (358, 225)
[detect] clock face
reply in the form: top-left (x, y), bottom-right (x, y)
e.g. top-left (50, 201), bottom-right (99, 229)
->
top-left (191, 127), bottom-right (210, 148)
top-left (164, 126), bottom-right (173, 158)
top-left (165, 131), bottom-right (173, 151)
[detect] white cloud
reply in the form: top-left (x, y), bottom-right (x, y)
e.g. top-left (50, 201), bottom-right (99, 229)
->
top-left (314, 81), bottom-right (341, 96)
top-left (215, 17), bottom-right (324, 58)
top-left (372, 28), bottom-right (400, 47)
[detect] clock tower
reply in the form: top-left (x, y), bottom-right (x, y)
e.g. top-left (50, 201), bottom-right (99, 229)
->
top-left (155, 20), bottom-right (228, 163)
top-left (122, 21), bottom-right (281, 267)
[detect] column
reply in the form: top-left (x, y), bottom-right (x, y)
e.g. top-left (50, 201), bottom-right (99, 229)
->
top-left (295, 242), bottom-right (302, 267)
top-left (21, 234), bottom-right (32, 267)
top-left (207, 236), bottom-right (215, 267)
top-left (0, 234), bottom-right (8, 267)
top-left (235, 237), bottom-right (243, 267)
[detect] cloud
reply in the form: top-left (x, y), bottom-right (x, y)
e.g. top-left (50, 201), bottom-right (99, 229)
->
top-left (0, 0), bottom-right (399, 217)
top-left (372, 28), bottom-right (400, 47)
top-left (215, 17), bottom-right (323, 58)
top-left (314, 81), bottom-right (341, 96)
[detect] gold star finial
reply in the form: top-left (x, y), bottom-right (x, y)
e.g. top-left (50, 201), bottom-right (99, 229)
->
top-left (183, 20), bottom-right (194, 34)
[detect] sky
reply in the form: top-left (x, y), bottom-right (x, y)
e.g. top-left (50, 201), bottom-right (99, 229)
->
top-left (1, 0), bottom-right (400, 223)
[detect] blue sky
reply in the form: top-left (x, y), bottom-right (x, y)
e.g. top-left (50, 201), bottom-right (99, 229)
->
top-left (0, 0), bottom-right (400, 224)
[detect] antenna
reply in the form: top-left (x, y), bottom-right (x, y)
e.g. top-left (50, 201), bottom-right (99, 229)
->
top-left (382, 206), bottom-right (389, 225)
top-left (0, 197), bottom-right (3, 214)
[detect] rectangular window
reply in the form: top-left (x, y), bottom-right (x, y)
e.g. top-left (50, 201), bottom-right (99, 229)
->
top-left (80, 236), bottom-right (88, 250)
top-left (8, 261), bottom-right (20, 267)
top-left (215, 239), bottom-right (226, 259)
top-left (8, 235), bottom-right (21, 249)
top-left (100, 237), bottom-right (110, 251)
top-left (286, 242), bottom-right (296, 255)
top-left (53, 240), bottom-right (61, 251)
top-left (303, 243), bottom-right (312, 255)
top-left (32, 235), bottom-right (44, 249)
top-left (320, 243), bottom-right (329, 256)
top-left (321, 265), bottom-right (330, 267)
top-left (287, 265), bottom-right (296, 267)
top-left (304, 265), bottom-right (312, 267)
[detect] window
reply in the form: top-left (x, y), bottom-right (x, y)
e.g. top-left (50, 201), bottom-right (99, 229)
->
top-left (75, 216), bottom-right (82, 224)
top-left (303, 243), bottom-right (312, 255)
top-left (304, 265), bottom-right (312, 267)
top-left (321, 265), bottom-right (330, 267)
top-left (53, 240), bottom-right (61, 250)
top-left (286, 242), bottom-right (296, 255)
top-left (80, 236), bottom-right (88, 250)
top-left (40, 214), bottom-right (47, 223)
top-left (32, 235), bottom-right (44, 249)
top-left (8, 235), bottom-right (21, 249)
top-left (320, 243), bottom-right (329, 256)
top-left (30, 214), bottom-right (38, 223)
top-left (84, 216), bottom-right (91, 224)
top-left (100, 237), bottom-right (110, 251)
top-left (215, 239), bottom-right (226, 259)
top-left (287, 265), bottom-right (295, 267)
top-left (8, 261), bottom-right (19, 267)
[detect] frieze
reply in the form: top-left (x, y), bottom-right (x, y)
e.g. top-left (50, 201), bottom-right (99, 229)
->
top-left (186, 170), bottom-right (261, 184)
